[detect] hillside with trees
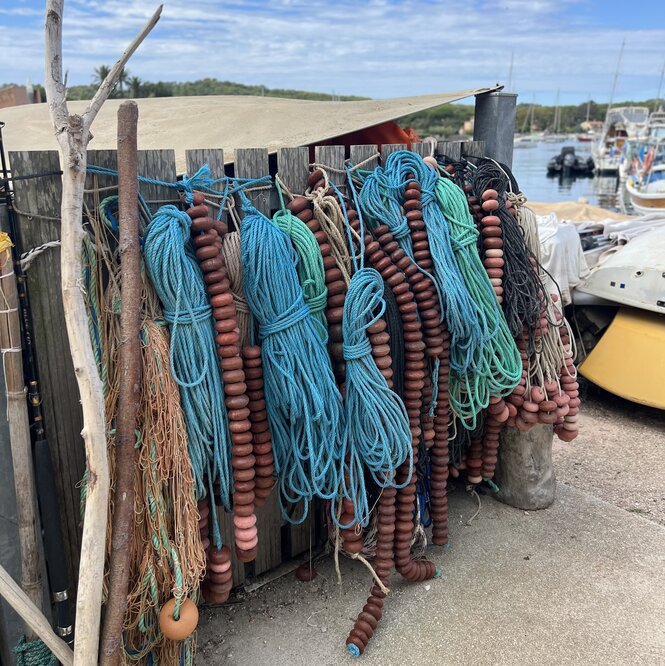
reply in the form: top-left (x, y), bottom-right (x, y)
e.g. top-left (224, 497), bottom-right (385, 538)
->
top-left (5, 69), bottom-right (662, 137)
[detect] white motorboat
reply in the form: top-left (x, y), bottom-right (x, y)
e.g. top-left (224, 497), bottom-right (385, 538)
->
top-left (592, 106), bottom-right (650, 173)
top-left (626, 164), bottom-right (665, 215)
top-left (514, 134), bottom-right (538, 148)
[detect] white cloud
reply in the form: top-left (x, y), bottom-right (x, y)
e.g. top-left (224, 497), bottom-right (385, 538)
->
top-left (3, 0), bottom-right (664, 104)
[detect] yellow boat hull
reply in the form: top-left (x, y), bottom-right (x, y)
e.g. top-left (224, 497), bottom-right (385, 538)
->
top-left (580, 307), bottom-right (665, 409)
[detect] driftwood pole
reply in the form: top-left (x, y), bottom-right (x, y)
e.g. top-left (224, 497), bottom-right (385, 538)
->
top-left (0, 238), bottom-right (42, 631)
top-left (100, 101), bottom-right (142, 665)
top-left (44, 3), bottom-right (162, 663)
top-left (0, 564), bottom-right (73, 666)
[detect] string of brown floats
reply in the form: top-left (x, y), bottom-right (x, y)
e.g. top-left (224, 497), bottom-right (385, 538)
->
top-left (184, 192), bottom-right (276, 604)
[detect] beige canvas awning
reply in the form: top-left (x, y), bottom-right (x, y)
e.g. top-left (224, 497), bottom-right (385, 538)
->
top-left (2, 86), bottom-right (499, 173)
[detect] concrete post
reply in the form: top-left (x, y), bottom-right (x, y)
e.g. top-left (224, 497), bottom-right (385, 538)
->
top-left (496, 425), bottom-right (556, 510)
top-left (473, 91), bottom-right (556, 510)
top-left (473, 91), bottom-right (518, 169)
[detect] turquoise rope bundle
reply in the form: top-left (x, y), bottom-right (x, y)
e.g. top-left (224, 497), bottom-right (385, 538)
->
top-left (335, 167), bottom-right (413, 527)
top-left (143, 205), bottom-right (232, 545)
top-left (383, 150), bottom-right (485, 375)
top-left (240, 204), bottom-right (345, 523)
top-left (340, 267), bottom-right (413, 527)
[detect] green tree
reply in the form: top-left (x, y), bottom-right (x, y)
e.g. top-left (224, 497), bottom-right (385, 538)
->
top-left (117, 68), bottom-right (129, 98)
top-left (129, 76), bottom-right (142, 99)
top-left (92, 65), bottom-right (130, 98)
top-left (92, 64), bottom-right (111, 87)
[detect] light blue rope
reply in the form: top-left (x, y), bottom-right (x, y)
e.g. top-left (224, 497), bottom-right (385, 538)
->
top-left (339, 267), bottom-right (413, 528)
top-left (240, 202), bottom-right (345, 524)
top-left (143, 204), bottom-right (232, 548)
top-left (382, 150), bottom-right (485, 375)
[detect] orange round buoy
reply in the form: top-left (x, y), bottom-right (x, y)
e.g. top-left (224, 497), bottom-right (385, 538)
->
top-left (159, 598), bottom-right (199, 641)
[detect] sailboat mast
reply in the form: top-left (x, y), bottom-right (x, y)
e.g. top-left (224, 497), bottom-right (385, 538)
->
top-left (656, 59), bottom-right (665, 111)
top-left (608, 38), bottom-right (625, 113)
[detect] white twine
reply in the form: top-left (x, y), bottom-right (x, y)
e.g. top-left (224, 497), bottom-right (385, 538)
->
top-left (20, 240), bottom-right (61, 270)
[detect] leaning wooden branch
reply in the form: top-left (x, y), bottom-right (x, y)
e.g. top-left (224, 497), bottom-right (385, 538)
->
top-left (0, 564), bottom-right (73, 666)
top-left (43, 3), bottom-right (161, 664)
top-left (100, 101), bottom-right (142, 666)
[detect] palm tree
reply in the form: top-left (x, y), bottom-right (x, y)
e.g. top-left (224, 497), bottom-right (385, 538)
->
top-left (117, 68), bottom-right (130, 98)
top-left (92, 64), bottom-right (111, 87)
top-left (129, 76), bottom-right (142, 99)
top-left (92, 65), bottom-right (130, 97)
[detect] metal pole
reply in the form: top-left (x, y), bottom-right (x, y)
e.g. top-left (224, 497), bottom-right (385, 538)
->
top-left (473, 91), bottom-right (517, 168)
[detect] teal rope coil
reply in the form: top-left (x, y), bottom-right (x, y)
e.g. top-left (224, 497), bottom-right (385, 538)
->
top-left (14, 637), bottom-right (57, 666)
top-left (271, 208), bottom-right (329, 333)
top-left (340, 266), bottom-right (413, 527)
top-left (240, 203), bottom-right (345, 523)
top-left (143, 204), bottom-right (232, 547)
top-left (383, 150), bottom-right (484, 375)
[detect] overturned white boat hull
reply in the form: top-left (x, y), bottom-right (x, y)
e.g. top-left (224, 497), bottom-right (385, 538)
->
top-left (575, 226), bottom-right (665, 313)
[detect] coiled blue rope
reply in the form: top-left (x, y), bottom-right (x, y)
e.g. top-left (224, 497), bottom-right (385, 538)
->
top-left (333, 166), bottom-right (413, 527)
top-left (383, 150), bottom-right (486, 375)
top-left (339, 267), bottom-right (413, 527)
top-left (143, 205), bottom-right (232, 547)
top-left (240, 202), bottom-right (345, 523)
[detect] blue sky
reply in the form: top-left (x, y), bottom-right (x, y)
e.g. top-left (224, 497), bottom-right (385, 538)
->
top-left (2, 0), bottom-right (664, 105)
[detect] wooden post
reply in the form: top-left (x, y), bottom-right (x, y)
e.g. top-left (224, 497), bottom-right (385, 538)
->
top-left (0, 564), bottom-right (73, 666)
top-left (0, 238), bottom-right (42, 630)
top-left (44, 4), bottom-right (162, 662)
top-left (100, 101), bottom-right (142, 665)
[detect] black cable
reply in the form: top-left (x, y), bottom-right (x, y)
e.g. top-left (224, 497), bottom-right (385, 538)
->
top-left (381, 280), bottom-right (404, 400)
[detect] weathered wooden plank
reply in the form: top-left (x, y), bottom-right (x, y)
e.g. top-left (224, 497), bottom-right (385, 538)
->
top-left (410, 142), bottom-right (430, 158)
top-left (85, 150), bottom-right (118, 216)
top-left (233, 147), bottom-right (282, 576)
top-left (461, 140), bottom-right (486, 161)
top-left (437, 141), bottom-right (463, 161)
top-left (185, 148), bottom-right (228, 227)
top-left (381, 143), bottom-right (407, 163)
top-left (9, 151), bottom-right (83, 592)
top-left (235, 148), bottom-right (272, 218)
top-left (184, 149), bottom-right (246, 587)
top-left (349, 145), bottom-right (379, 172)
top-left (277, 147), bottom-right (309, 197)
top-left (314, 145), bottom-right (345, 191)
top-left (137, 150), bottom-right (178, 213)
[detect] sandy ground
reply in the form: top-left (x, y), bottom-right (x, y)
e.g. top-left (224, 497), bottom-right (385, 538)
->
top-left (553, 384), bottom-right (665, 525)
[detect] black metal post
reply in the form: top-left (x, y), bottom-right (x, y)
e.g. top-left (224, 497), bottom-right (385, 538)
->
top-left (473, 92), bottom-right (518, 169)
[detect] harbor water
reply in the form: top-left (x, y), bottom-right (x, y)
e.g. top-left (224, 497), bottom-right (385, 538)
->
top-left (512, 140), bottom-right (620, 209)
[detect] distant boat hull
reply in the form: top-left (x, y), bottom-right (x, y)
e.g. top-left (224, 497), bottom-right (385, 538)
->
top-left (626, 166), bottom-right (665, 215)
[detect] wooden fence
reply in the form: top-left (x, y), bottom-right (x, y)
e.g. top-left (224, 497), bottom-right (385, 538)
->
top-left (8, 139), bottom-right (485, 589)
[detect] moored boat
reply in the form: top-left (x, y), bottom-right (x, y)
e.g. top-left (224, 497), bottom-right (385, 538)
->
top-left (592, 106), bottom-right (650, 174)
top-left (626, 164), bottom-right (665, 214)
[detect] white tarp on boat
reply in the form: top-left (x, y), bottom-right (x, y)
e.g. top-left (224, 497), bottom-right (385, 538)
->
top-left (536, 213), bottom-right (590, 305)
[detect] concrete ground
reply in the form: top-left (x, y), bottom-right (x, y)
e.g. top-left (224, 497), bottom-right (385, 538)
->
top-left (554, 387), bottom-right (665, 525)
top-left (196, 482), bottom-right (665, 665)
